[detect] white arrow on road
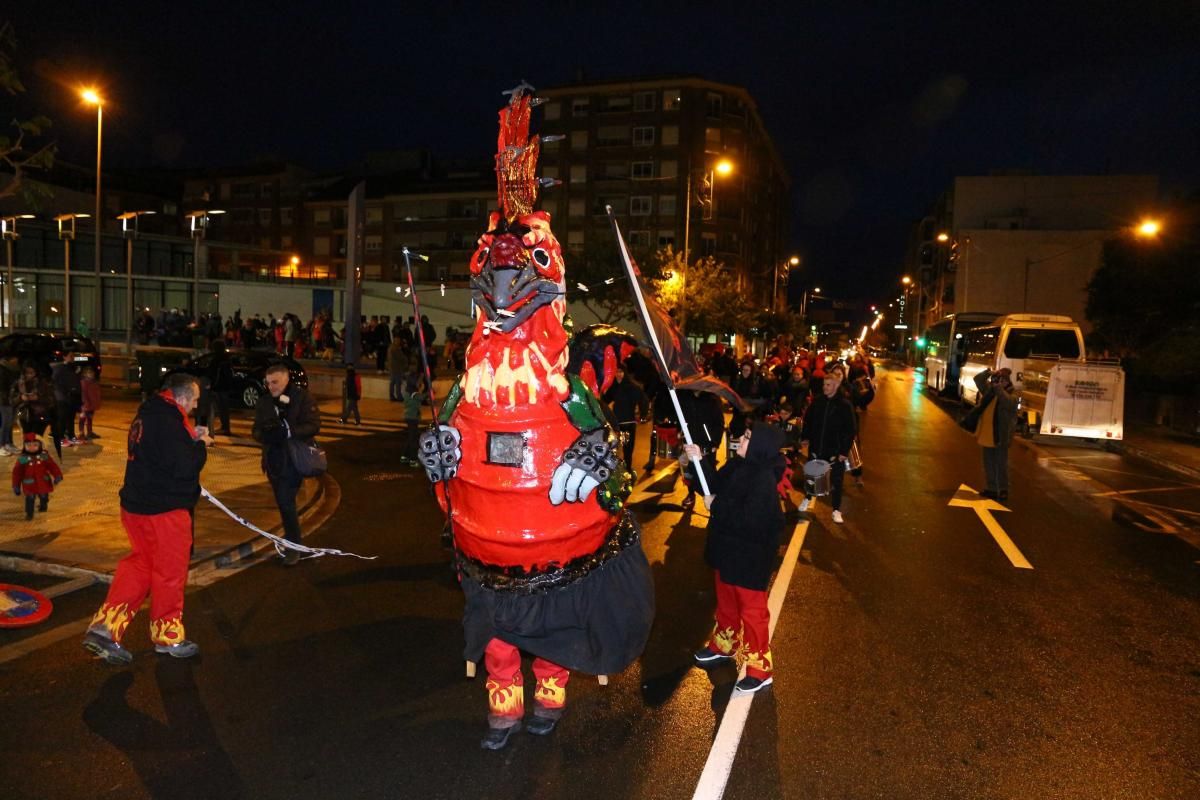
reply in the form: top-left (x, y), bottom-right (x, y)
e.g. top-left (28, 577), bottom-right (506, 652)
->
top-left (948, 484), bottom-right (1033, 570)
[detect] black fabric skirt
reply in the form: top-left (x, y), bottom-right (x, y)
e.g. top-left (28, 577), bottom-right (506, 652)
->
top-left (460, 522), bottom-right (656, 675)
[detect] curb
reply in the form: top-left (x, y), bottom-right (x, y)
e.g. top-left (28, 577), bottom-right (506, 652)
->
top-left (1113, 442), bottom-right (1200, 482)
top-left (188, 472), bottom-right (343, 580)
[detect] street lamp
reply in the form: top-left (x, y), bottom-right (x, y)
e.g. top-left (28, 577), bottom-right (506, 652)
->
top-left (1135, 218), bottom-right (1161, 238)
top-left (185, 209), bottom-right (225, 317)
top-left (54, 213), bottom-right (90, 333)
top-left (81, 88), bottom-right (103, 332)
top-left (117, 210), bottom-right (155, 352)
top-left (680, 155), bottom-right (735, 332)
top-left (936, 232), bottom-right (950, 243)
top-left (773, 254), bottom-right (800, 313)
top-left (2, 214), bottom-right (35, 331)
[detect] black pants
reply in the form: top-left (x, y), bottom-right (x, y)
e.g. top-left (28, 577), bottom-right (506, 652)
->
top-left (342, 398), bottom-right (360, 423)
top-left (405, 420), bottom-right (420, 460)
top-left (211, 392), bottom-right (231, 433)
top-left (57, 400), bottom-right (76, 441)
top-left (24, 494), bottom-right (48, 517)
top-left (619, 422), bottom-right (637, 469)
top-left (268, 466), bottom-right (304, 544)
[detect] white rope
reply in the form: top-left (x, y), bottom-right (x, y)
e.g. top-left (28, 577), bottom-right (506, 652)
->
top-left (200, 487), bottom-right (376, 561)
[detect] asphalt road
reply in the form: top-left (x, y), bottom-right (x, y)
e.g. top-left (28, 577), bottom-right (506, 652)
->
top-left (1, 365), bottom-right (1197, 800)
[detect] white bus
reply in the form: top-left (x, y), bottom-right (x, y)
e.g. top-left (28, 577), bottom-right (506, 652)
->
top-left (922, 312), bottom-right (1002, 396)
top-left (959, 314), bottom-right (1086, 407)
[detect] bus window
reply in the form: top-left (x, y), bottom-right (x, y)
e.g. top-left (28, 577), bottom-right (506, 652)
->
top-left (965, 327), bottom-right (998, 362)
top-left (924, 321), bottom-right (950, 357)
top-left (1003, 329), bottom-right (1081, 359)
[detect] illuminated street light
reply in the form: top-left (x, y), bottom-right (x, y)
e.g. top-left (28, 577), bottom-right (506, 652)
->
top-left (681, 156), bottom-right (736, 331)
top-left (54, 213), bottom-right (90, 332)
top-left (789, 255), bottom-right (800, 267)
top-left (117, 210), bottom-right (156, 351)
top-left (2, 214), bottom-right (36, 331)
top-left (936, 232), bottom-right (950, 243)
top-left (1136, 219), bottom-right (1161, 238)
top-left (715, 158), bottom-right (734, 176)
top-left (901, 275), bottom-right (912, 285)
top-left (186, 209), bottom-right (226, 315)
top-left (81, 87), bottom-right (104, 331)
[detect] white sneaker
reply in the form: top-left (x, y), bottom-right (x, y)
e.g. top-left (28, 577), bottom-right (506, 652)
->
top-left (798, 497), bottom-right (811, 512)
top-left (832, 510), bottom-right (844, 524)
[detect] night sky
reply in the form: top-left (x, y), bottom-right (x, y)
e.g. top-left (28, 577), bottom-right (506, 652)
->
top-left (5, 2), bottom-right (1198, 301)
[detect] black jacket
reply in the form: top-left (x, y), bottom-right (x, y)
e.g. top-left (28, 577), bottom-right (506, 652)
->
top-left (705, 423), bottom-right (786, 591)
top-left (119, 394), bottom-right (207, 515)
top-left (252, 384), bottom-right (320, 476)
top-left (604, 376), bottom-right (649, 425)
top-left (801, 392), bottom-right (857, 460)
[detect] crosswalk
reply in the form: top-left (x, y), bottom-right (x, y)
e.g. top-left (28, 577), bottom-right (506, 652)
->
top-left (219, 414), bottom-right (413, 446)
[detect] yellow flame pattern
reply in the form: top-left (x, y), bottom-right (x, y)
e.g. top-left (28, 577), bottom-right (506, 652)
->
top-left (150, 616), bottom-right (186, 646)
top-left (711, 624), bottom-right (739, 656)
top-left (743, 648), bottom-right (773, 675)
top-left (534, 676), bottom-right (567, 709)
top-left (487, 677), bottom-right (525, 719)
top-left (89, 603), bottom-right (134, 643)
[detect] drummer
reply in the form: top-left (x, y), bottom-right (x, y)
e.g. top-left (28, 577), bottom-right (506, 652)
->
top-left (798, 371), bottom-right (857, 524)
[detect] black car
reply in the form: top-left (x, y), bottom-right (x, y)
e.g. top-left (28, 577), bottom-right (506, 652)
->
top-left (0, 332), bottom-right (102, 377)
top-left (164, 351), bottom-right (308, 408)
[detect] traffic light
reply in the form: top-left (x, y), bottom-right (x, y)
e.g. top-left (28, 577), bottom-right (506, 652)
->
top-left (916, 337), bottom-right (927, 348)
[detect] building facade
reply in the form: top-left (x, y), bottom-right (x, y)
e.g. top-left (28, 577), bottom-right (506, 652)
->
top-left (909, 173), bottom-right (1160, 334)
top-left (535, 76), bottom-right (790, 311)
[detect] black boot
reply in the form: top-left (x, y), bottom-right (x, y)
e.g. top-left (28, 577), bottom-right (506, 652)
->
top-left (480, 722), bottom-right (521, 750)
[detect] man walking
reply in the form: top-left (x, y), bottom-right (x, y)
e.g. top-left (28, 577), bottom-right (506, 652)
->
top-left (82, 374), bottom-right (212, 665)
top-left (603, 365), bottom-right (649, 480)
top-left (252, 363), bottom-right (320, 566)
top-left (799, 371), bottom-right (857, 524)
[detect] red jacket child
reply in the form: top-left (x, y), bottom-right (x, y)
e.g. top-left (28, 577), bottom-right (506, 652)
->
top-left (12, 434), bottom-right (63, 497)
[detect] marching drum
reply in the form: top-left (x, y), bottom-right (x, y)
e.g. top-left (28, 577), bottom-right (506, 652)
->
top-left (803, 459), bottom-right (832, 496)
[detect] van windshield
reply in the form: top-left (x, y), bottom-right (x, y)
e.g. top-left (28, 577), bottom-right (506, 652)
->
top-left (1003, 329), bottom-right (1080, 359)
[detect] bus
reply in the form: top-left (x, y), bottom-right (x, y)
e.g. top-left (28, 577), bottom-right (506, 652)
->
top-left (922, 312), bottom-right (1001, 396)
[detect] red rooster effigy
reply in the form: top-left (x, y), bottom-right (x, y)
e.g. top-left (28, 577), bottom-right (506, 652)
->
top-left (418, 84), bottom-right (654, 751)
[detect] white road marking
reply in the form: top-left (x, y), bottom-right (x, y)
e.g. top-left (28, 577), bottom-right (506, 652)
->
top-left (691, 517), bottom-right (809, 800)
top-left (948, 484), bottom-right (1033, 570)
top-left (1094, 484), bottom-right (1200, 497)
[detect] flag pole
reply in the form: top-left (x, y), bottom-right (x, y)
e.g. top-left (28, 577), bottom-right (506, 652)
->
top-left (605, 207), bottom-right (711, 497)
top-left (402, 247), bottom-right (457, 540)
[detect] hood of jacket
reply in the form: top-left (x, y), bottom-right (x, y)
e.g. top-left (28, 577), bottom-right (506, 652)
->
top-left (743, 422), bottom-right (785, 466)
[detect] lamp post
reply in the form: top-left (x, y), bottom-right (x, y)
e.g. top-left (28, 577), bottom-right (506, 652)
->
top-left (186, 209), bottom-right (225, 318)
top-left (680, 156), bottom-right (733, 331)
top-left (800, 285), bottom-right (821, 320)
top-left (54, 213), bottom-right (90, 333)
top-left (81, 88), bottom-right (103, 332)
top-left (2, 214), bottom-right (35, 331)
top-left (118, 210), bottom-right (155, 353)
top-left (774, 255), bottom-right (800, 313)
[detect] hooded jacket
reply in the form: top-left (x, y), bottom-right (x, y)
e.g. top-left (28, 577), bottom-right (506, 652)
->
top-left (119, 393), bottom-right (208, 514)
top-left (704, 422), bottom-right (787, 591)
top-left (12, 442), bottom-right (63, 496)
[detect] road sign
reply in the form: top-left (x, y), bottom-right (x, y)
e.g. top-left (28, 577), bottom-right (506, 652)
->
top-left (0, 584), bottom-right (53, 627)
top-left (948, 484), bottom-right (1032, 569)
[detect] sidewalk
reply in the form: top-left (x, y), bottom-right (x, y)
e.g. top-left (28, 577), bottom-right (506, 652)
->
top-left (0, 400), bottom-right (335, 584)
top-left (1118, 424), bottom-right (1200, 481)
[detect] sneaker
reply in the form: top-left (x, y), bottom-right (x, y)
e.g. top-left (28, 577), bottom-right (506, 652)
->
top-left (480, 722), bottom-right (521, 750)
top-left (82, 631), bottom-right (133, 666)
top-left (526, 713), bottom-right (562, 736)
top-left (70, 437), bottom-right (84, 445)
top-left (832, 510), bottom-right (844, 524)
top-left (61, 439), bottom-right (75, 448)
top-left (798, 497), bottom-right (811, 512)
top-left (694, 646), bottom-right (734, 665)
top-left (154, 639), bottom-right (200, 658)
top-left (734, 675), bottom-right (773, 694)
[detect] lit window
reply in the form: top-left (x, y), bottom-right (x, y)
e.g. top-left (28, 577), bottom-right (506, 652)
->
top-left (662, 90), bottom-right (681, 111)
top-left (660, 160), bottom-right (678, 179)
top-left (314, 237), bottom-right (331, 256)
top-left (542, 166), bottom-right (559, 180)
top-left (569, 198), bottom-right (586, 217)
top-left (567, 230), bottom-right (585, 249)
top-left (661, 125), bottom-right (679, 146)
top-left (569, 165), bottom-right (588, 184)
top-left (366, 207), bottom-right (384, 224)
top-left (543, 102), bottom-right (561, 121)
top-left (314, 208), bottom-right (331, 224)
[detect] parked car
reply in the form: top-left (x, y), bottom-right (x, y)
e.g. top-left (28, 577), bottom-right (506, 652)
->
top-left (163, 351), bottom-right (307, 408)
top-left (0, 332), bottom-right (102, 377)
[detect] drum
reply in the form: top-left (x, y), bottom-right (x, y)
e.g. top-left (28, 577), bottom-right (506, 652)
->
top-left (848, 440), bottom-right (863, 472)
top-left (803, 459), bottom-right (832, 496)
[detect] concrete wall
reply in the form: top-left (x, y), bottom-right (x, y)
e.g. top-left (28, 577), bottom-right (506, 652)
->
top-left (952, 175), bottom-right (1159, 230)
top-left (956, 229), bottom-right (1103, 332)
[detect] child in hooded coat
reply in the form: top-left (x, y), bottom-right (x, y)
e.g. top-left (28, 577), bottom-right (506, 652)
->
top-left (684, 421), bottom-right (786, 694)
top-left (12, 432), bottom-right (63, 519)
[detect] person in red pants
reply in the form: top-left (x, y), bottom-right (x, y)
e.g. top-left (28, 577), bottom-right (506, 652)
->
top-left (685, 421), bottom-right (786, 693)
top-left (82, 373), bottom-right (212, 666)
top-left (483, 639), bottom-right (569, 742)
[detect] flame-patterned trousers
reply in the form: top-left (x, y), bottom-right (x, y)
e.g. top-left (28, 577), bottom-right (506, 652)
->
top-left (708, 572), bottom-right (773, 680)
top-left (484, 637), bottom-right (569, 728)
top-left (88, 508), bottom-right (192, 647)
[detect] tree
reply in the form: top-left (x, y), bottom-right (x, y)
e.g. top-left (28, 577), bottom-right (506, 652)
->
top-left (0, 22), bottom-right (56, 203)
top-left (651, 245), bottom-right (758, 340)
top-left (1086, 228), bottom-right (1200, 384)
top-left (566, 235), bottom-right (656, 324)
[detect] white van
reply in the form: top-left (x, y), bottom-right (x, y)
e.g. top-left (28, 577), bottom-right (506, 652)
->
top-left (922, 312), bottom-right (1002, 396)
top-left (958, 314), bottom-right (1085, 407)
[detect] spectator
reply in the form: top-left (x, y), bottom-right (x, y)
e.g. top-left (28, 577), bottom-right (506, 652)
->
top-left (603, 366), bottom-right (649, 479)
top-left (12, 362), bottom-right (56, 458)
top-left (11, 431), bottom-right (63, 520)
top-left (252, 363), bottom-right (321, 566)
top-left (973, 368), bottom-right (1017, 502)
top-left (206, 341), bottom-right (233, 435)
top-left (284, 314), bottom-right (301, 358)
top-left (341, 365), bottom-right (362, 425)
top-left (51, 358), bottom-right (82, 448)
top-left (402, 376), bottom-right (424, 466)
top-left (81, 373), bottom-right (212, 665)
top-left (0, 354), bottom-right (19, 455)
top-left (387, 337), bottom-right (409, 401)
top-left (78, 367), bottom-right (102, 441)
